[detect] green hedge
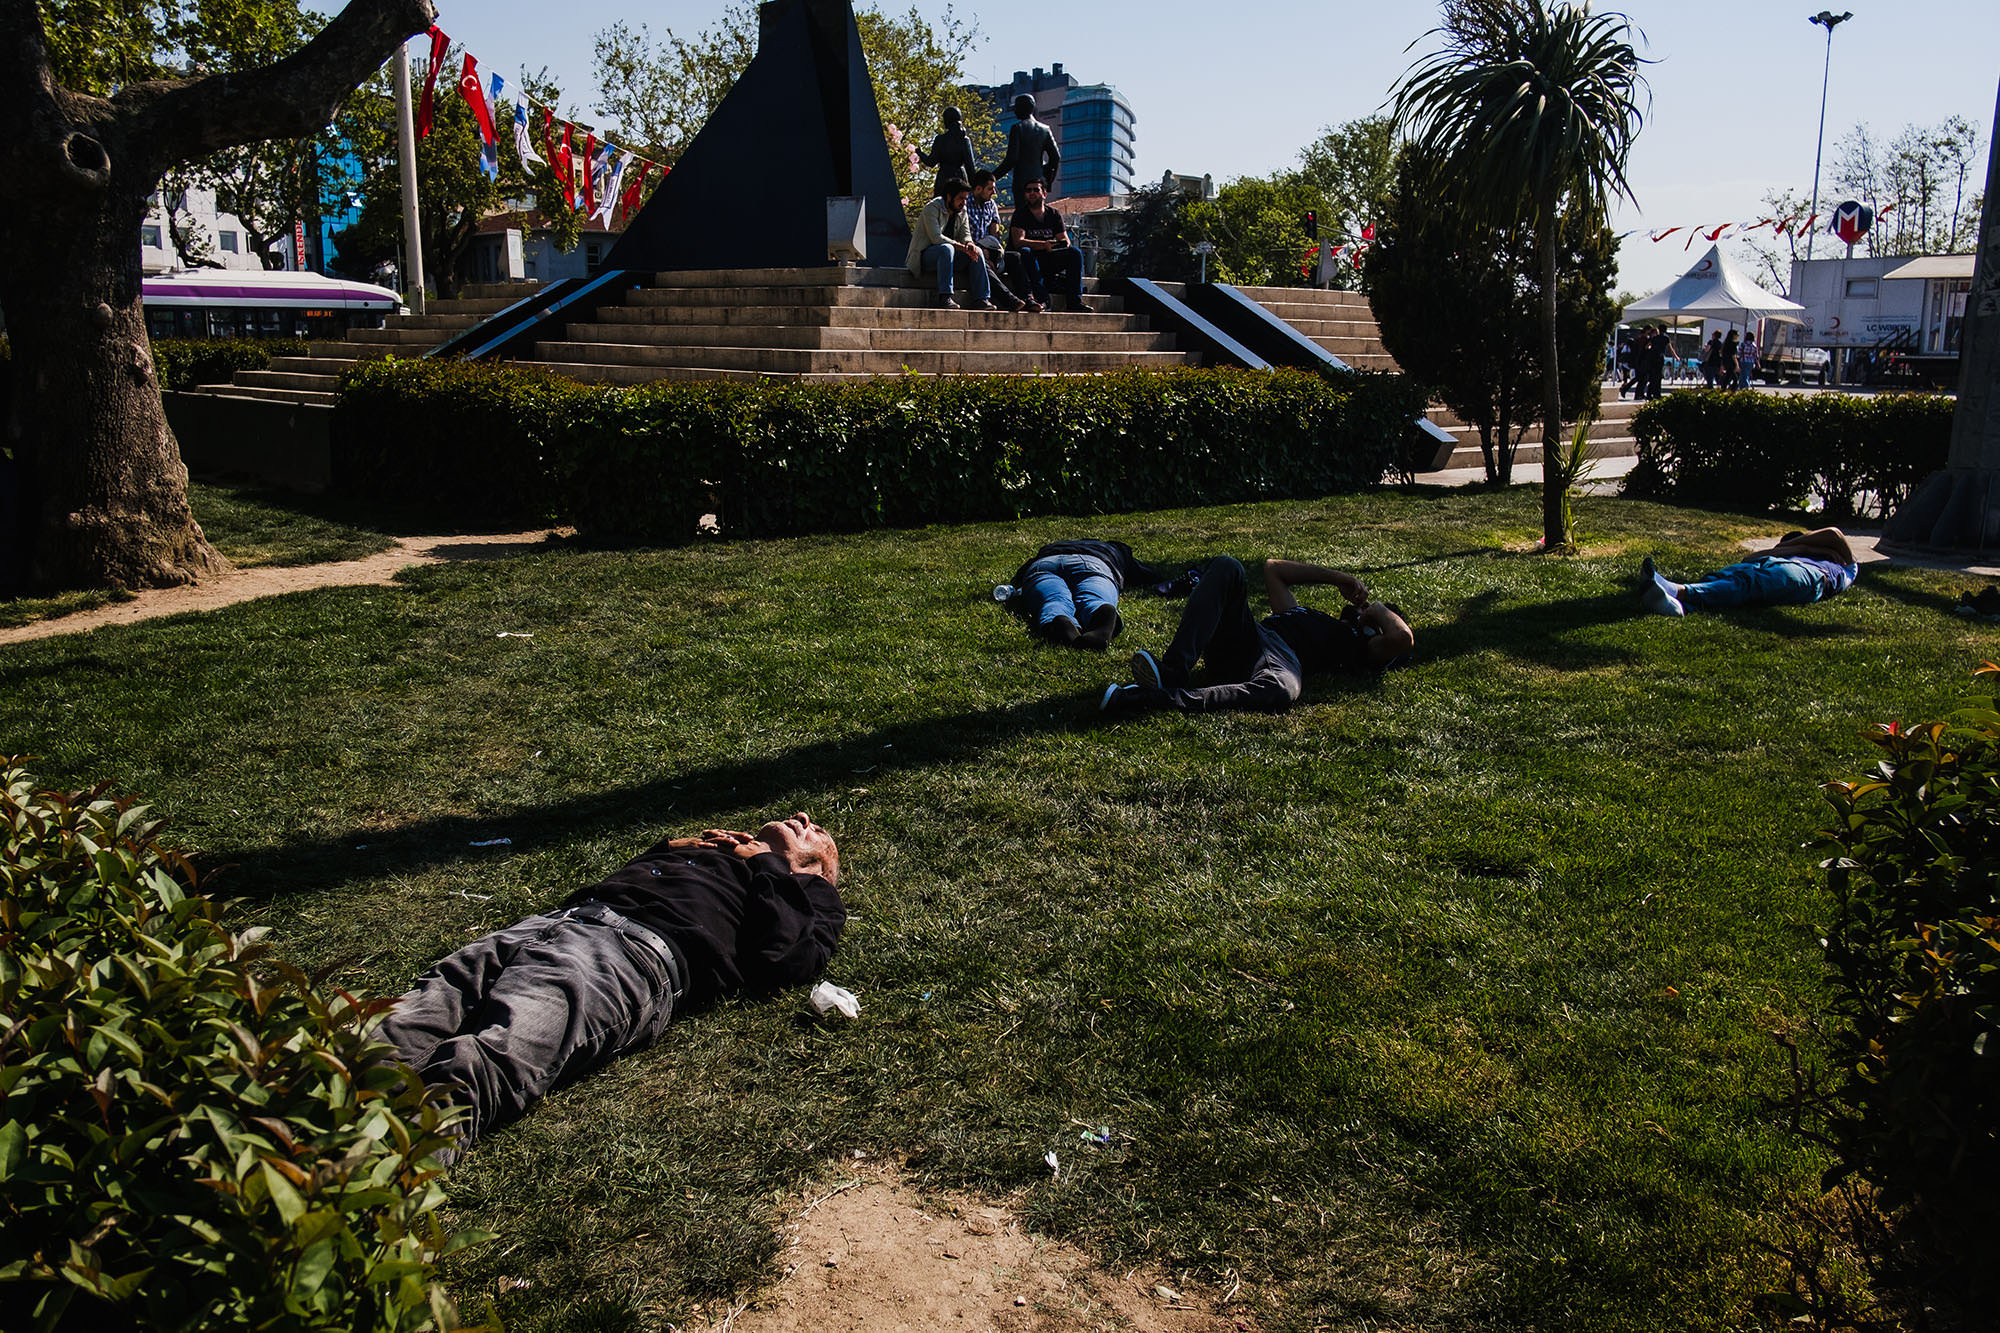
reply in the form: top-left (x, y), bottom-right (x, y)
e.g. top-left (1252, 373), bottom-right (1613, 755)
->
top-left (1810, 675), bottom-right (2000, 1319)
top-left (332, 359), bottom-right (1428, 539)
top-left (1621, 389), bottom-right (1952, 517)
top-left (0, 763), bottom-right (482, 1331)
top-left (152, 337), bottom-right (309, 393)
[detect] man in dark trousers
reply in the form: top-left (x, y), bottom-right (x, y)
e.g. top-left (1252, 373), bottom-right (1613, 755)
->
top-left (1101, 556), bottom-right (1414, 716)
top-left (1008, 179), bottom-right (1086, 311)
top-left (378, 813), bottom-right (845, 1161)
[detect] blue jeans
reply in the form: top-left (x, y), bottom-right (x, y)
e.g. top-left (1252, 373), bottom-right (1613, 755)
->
top-left (1010, 246), bottom-right (1084, 302)
top-left (920, 243), bottom-right (989, 300)
top-left (1024, 553), bottom-right (1118, 629)
top-left (377, 906), bottom-right (679, 1157)
top-left (1679, 556), bottom-right (1828, 610)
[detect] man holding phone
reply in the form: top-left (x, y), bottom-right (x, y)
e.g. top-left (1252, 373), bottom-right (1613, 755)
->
top-left (1008, 178), bottom-right (1086, 312)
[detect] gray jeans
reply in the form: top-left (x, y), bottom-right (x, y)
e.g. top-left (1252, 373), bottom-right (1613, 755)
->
top-left (377, 906), bottom-right (681, 1155)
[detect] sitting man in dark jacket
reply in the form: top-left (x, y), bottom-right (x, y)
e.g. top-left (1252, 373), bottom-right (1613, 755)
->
top-left (1101, 555), bottom-right (1414, 715)
top-left (378, 813), bottom-right (845, 1162)
top-left (998, 537), bottom-right (1191, 651)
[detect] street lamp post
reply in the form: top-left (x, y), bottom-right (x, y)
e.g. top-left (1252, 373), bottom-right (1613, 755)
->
top-left (1805, 10), bottom-right (1853, 262)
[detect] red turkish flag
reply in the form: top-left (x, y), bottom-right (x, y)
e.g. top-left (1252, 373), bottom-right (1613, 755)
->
top-left (458, 54), bottom-right (498, 152)
top-left (555, 123), bottom-right (576, 211)
top-left (581, 132), bottom-right (597, 213)
top-left (620, 161), bottom-right (649, 221)
top-left (415, 27), bottom-right (449, 139)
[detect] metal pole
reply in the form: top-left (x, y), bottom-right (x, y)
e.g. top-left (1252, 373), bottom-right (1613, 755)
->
top-left (1805, 11), bottom-right (1852, 263)
top-left (393, 39), bottom-right (427, 313)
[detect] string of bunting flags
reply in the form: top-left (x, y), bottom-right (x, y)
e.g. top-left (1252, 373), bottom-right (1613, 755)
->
top-left (414, 23), bottom-right (666, 228)
top-left (1624, 205), bottom-right (1897, 249)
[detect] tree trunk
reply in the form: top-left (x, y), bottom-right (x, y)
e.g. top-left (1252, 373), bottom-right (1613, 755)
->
top-left (1882, 85), bottom-right (2000, 553)
top-left (0, 0), bottom-right (435, 593)
top-left (1537, 192), bottom-right (1571, 550)
top-left (0, 128), bottom-right (229, 590)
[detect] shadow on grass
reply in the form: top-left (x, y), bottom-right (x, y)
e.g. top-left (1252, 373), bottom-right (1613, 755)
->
top-left (204, 695), bottom-right (1090, 903)
top-left (1422, 586), bottom-right (1647, 670)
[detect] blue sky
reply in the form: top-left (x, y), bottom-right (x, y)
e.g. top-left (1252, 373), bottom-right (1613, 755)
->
top-left (396, 0), bottom-right (2000, 296)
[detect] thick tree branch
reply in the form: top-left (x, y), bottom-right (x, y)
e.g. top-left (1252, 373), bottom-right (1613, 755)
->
top-left (129, 0), bottom-right (436, 168)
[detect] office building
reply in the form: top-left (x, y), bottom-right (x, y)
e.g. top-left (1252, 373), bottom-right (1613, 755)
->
top-left (969, 63), bottom-right (1135, 200)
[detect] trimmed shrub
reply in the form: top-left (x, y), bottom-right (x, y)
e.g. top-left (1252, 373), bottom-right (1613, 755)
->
top-left (334, 359), bottom-right (1427, 541)
top-left (1622, 389), bottom-right (1952, 517)
top-left (1808, 669), bottom-right (2000, 1318)
top-left (0, 763), bottom-right (481, 1332)
top-left (152, 337), bottom-right (309, 393)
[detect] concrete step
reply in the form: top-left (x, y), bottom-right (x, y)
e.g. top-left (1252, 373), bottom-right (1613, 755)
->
top-left (589, 303), bottom-right (1138, 331)
top-left (346, 327), bottom-right (453, 346)
top-left (1230, 283), bottom-right (1375, 309)
top-left (641, 265), bottom-right (917, 289)
top-left (620, 283), bottom-right (1125, 315)
top-left (306, 341), bottom-right (399, 362)
top-left (232, 369), bottom-right (342, 392)
top-left (531, 341), bottom-right (1200, 376)
top-left (560, 322), bottom-right (1179, 353)
top-left (382, 313), bottom-right (481, 332)
top-left (1441, 435), bottom-right (1637, 470)
top-left (1283, 318), bottom-right (1391, 339)
top-left (421, 296), bottom-right (522, 316)
top-left (1306, 336), bottom-right (1394, 359)
top-left (459, 281), bottom-right (541, 301)
top-left (181, 384), bottom-right (339, 408)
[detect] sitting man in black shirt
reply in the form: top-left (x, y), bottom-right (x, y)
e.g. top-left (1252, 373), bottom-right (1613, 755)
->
top-left (1007, 178), bottom-right (1086, 312)
top-left (1101, 556), bottom-right (1413, 715)
top-left (377, 813), bottom-right (844, 1162)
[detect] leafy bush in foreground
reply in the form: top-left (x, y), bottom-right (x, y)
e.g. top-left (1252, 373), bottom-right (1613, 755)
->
top-left (1804, 669), bottom-right (2000, 1321)
top-left (0, 763), bottom-right (481, 1331)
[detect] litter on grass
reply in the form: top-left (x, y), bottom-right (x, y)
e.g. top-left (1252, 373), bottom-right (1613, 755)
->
top-left (469, 838), bottom-right (513, 848)
top-left (809, 981), bottom-right (861, 1020)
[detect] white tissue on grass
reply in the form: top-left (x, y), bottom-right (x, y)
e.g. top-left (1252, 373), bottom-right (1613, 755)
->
top-left (809, 981), bottom-right (860, 1020)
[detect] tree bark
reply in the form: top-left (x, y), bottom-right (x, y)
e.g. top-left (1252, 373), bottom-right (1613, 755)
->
top-left (1881, 84), bottom-right (2000, 553)
top-left (0, 0), bottom-right (435, 593)
top-left (1537, 182), bottom-right (1571, 551)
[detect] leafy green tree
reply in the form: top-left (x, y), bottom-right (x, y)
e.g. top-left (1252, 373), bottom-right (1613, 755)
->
top-left (1297, 112), bottom-right (1397, 280)
top-left (1095, 180), bottom-right (1201, 282)
top-left (1, 0), bottom-right (436, 594)
top-left (1182, 174), bottom-right (1325, 287)
top-left (1370, 149), bottom-right (1619, 484)
top-left (1391, 0), bottom-right (1646, 550)
top-left (591, 3), bottom-right (995, 217)
top-left (333, 59), bottom-right (581, 299)
top-left (1832, 117), bottom-right (1985, 255)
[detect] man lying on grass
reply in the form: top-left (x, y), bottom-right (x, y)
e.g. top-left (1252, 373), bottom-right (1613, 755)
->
top-left (1638, 526), bottom-right (1859, 617)
top-left (1101, 555), bottom-right (1415, 716)
top-left (378, 814), bottom-right (844, 1163)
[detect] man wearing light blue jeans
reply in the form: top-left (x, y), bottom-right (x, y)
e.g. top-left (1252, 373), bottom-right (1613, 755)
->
top-left (1640, 527), bottom-right (1858, 615)
top-left (905, 177), bottom-right (991, 310)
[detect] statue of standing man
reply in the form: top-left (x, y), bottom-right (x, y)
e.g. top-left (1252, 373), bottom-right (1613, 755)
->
top-left (918, 106), bottom-right (980, 198)
top-left (995, 93), bottom-right (1061, 196)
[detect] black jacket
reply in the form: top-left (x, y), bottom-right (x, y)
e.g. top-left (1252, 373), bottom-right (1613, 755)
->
top-left (1011, 539), bottom-right (1167, 593)
top-left (568, 841), bottom-right (844, 1010)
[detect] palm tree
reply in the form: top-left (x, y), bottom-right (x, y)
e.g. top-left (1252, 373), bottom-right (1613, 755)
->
top-left (1391, 0), bottom-right (1647, 550)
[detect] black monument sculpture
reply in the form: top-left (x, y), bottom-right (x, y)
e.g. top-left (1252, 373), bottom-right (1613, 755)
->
top-left (603, 0), bottom-right (910, 271)
top-left (918, 106), bottom-right (980, 198)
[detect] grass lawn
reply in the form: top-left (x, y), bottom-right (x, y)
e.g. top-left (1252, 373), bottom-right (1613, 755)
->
top-left (1, 485), bottom-right (1986, 1331)
top-left (0, 482), bottom-right (398, 628)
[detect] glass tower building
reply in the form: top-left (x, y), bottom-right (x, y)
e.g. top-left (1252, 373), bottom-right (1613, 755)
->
top-left (969, 64), bottom-right (1136, 200)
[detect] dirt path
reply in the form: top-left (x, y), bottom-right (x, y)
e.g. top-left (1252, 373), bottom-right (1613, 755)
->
top-left (0, 530), bottom-right (565, 648)
top-left (683, 1161), bottom-right (1257, 1333)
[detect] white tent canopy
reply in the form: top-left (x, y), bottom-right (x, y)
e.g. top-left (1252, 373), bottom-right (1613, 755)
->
top-left (1622, 244), bottom-right (1805, 326)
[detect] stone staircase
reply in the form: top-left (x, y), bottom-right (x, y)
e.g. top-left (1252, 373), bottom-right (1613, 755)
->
top-left (1224, 284), bottom-right (1399, 372)
top-left (186, 269), bottom-right (1197, 405)
top-left (181, 270), bottom-right (1641, 477)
